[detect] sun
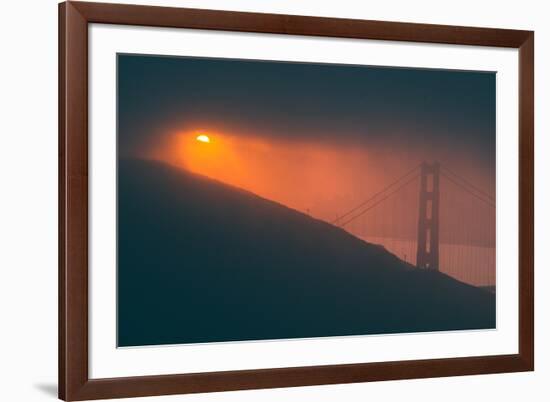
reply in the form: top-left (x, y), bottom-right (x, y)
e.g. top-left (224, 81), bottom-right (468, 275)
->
top-left (196, 134), bottom-right (210, 143)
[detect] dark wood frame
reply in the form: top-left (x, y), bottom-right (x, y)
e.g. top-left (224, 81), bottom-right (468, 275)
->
top-left (59, 1), bottom-right (534, 400)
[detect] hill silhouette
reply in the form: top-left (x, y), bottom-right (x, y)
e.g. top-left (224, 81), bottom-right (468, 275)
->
top-left (118, 159), bottom-right (496, 347)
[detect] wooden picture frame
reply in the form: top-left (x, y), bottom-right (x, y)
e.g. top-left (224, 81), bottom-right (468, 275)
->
top-left (59, 1), bottom-right (534, 400)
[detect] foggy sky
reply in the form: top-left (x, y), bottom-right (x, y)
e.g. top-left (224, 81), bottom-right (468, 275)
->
top-left (118, 54), bottom-right (496, 167)
top-left (117, 52), bottom-right (497, 224)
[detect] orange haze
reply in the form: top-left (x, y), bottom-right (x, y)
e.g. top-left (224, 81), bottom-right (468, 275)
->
top-left (147, 129), bottom-right (495, 227)
top-left (148, 130), bottom-right (400, 223)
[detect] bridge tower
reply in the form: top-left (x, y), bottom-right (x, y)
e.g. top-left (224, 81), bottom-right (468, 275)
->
top-left (416, 162), bottom-right (440, 270)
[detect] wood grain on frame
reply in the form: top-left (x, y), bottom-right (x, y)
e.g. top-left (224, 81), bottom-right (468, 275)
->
top-left (59, 1), bottom-right (534, 400)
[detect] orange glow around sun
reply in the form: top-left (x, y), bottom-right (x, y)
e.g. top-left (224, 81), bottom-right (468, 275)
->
top-left (147, 129), bottom-right (389, 223)
top-left (145, 128), bottom-right (494, 227)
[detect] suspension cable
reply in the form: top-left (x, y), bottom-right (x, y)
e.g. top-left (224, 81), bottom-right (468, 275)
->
top-left (333, 163), bottom-right (421, 224)
top-left (339, 174), bottom-right (419, 227)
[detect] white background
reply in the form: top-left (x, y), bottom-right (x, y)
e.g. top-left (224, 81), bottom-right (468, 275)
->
top-left (0, 0), bottom-right (546, 401)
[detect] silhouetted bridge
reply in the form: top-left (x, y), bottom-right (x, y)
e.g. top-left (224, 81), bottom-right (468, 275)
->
top-left (334, 162), bottom-right (496, 287)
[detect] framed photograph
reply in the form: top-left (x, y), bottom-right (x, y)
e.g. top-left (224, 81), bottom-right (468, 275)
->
top-left (59, 1), bottom-right (534, 400)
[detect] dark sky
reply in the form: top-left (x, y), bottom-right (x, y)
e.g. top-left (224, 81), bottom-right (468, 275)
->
top-left (118, 53), bottom-right (496, 183)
